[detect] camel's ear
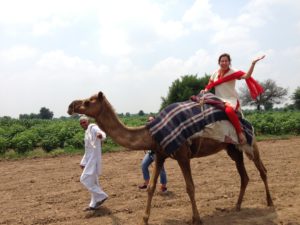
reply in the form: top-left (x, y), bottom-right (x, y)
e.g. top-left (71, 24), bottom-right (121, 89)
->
top-left (98, 91), bottom-right (104, 101)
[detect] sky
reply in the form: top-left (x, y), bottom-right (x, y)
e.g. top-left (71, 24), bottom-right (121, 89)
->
top-left (0, 0), bottom-right (299, 118)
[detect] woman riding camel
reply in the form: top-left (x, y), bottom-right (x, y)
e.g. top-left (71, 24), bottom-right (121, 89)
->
top-left (201, 53), bottom-right (265, 144)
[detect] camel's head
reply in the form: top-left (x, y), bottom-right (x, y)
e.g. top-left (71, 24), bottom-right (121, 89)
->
top-left (68, 92), bottom-right (105, 117)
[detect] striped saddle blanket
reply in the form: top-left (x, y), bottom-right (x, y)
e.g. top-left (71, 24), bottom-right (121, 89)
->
top-left (146, 93), bottom-right (254, 155)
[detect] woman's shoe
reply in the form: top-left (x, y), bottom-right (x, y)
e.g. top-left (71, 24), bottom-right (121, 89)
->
top-left (161, 186), bottom-right (167, 193)
top-left (138, 184), bottom-right (147, 189)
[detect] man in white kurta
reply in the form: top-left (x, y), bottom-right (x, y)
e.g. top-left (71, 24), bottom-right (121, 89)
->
top-left (79, 116), bottom-right (108, 210)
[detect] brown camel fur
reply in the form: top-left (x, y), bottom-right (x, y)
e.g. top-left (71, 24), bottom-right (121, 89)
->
top-left (68, 91), bottom-right (273, 225)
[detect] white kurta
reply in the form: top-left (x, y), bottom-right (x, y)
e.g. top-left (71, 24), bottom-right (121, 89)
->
top-left (210, 68), bottom-right (240, 109)
top-left (80, 124), bottom-right (106, 175)
top-left (80, 123), bottom-right (108, 208)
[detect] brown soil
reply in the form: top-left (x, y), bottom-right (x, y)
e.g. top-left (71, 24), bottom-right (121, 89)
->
top-left (1, 138), bottom-right (300, 225)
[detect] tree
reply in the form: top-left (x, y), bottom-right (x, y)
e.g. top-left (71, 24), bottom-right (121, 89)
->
top-left (291, 87), bottom-right (300, 110)
top-left (138, 110), bottom-right (145, 116)
top-left (160, 74), bottom-right (210, 110)
top-left (39, 107), bottom-right (54, 119)
top-left (239, 79), bottom-right (288, 110)
top-left (19, 113), bottom-right (39, 119)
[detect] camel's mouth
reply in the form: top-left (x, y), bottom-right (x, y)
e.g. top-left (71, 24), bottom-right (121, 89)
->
top-left (67, 102), bottom-right (75, 115)
top-left (67, 100), bottom-right (83, 115)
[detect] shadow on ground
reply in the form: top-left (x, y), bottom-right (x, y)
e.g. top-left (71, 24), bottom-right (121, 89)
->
top-left (162, 206), bottom-right (278, 225)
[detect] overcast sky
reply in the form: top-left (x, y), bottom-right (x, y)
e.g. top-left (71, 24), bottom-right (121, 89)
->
top-left (0, 0), bottom-right (299, 118)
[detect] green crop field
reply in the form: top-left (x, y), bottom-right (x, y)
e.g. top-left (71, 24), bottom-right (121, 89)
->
top-left (0, 111), bottom-right (299, 159)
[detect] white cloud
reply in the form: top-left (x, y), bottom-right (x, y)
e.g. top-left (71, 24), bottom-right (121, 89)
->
top-left (115, 58), bottom-right (136, 73)
top-left (155, 20), bottom-right (188, 40)
top-left (182, 0), bottom-right (227, 31)
top-left (0, 45), bottom-right (38, 63)
top-left (283, 46), bottom-right (300, 64)
top-left (296, 21), bottom-right (300, 36)
top-left (0, 0), bottom-right (93, 24)
top-left (211, 26), bottom-right (250, 44)
top-left (32, 16), bottom-right (70, 36)
top-left (99, 28), bottom-right (133, 57)
top-left (152, 49), bottom-right (213, 78)
top-left (37, 50), bottom-right (109, 74)
top-left (0, 0), bottom-right (299, 117)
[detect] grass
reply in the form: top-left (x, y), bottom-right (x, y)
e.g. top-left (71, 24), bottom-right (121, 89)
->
top-left (0, 147), bottom-right (81, 160)
top-left (0, 145), bottom-right (125, 160)
top-left (255, 134), bottom-right (293, 142)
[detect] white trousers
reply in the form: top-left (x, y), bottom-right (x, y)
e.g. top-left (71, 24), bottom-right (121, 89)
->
top-left (80, 173), bottom-right (108, 207)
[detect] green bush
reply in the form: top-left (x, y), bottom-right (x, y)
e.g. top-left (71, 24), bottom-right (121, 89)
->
top-left (245, 111), bottom-right (300, 135)
top-left (11, 135), bottom-right (33, 153)
top-left (7, 124), bottom-right (26, 139)
top-left (41, 135), bottom-right (60, 152)
top-left (0, 136), bottom-right (8, 154)
top-left (1, 111), bottom-right (299, 157)
top-left (64, 132), bottom-right (84, 149)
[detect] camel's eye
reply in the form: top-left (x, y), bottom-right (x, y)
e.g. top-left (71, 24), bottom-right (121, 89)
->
top-left (84, 101), bottom-right (90, 107)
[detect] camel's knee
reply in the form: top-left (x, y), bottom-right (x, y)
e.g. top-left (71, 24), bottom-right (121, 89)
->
top-left (255, 161), bottom-right (268, 180)
top-left (147, 185), bottom-right (156, 195)
top-left (186, 184), bottom-right (195, 195)
top-left (242, 175), bottom-right (249, 187)
top-left (260, 171), bottom-right (267, 181)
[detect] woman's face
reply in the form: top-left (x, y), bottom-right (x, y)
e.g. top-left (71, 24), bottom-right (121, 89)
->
top-left (219, 56), bottom-right (230, 70)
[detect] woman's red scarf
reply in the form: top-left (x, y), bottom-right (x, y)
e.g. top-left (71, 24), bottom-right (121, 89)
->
top-left (205, 70), bottom-right (264, 100)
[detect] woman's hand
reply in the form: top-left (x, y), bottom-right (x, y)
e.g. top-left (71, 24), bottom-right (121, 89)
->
top-left (252, 55), bottom-right (265, 65)
top-left (200, 89), bottom-right (208, 94)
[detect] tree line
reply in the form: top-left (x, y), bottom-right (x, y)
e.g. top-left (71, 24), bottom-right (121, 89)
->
top-left (160, 74), bottom-right (300, 111)
top-left (19, 107), bottom-right (54, 120)
top-left (13, 75), bottom-right (300, 120)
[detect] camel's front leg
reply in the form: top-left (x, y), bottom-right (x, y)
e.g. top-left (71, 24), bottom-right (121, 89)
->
top-left (141, 155), bottom-right (165, 225)
top-left (175, 147), bottom-right (202, 225)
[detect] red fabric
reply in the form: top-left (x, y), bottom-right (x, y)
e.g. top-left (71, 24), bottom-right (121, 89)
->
top-left (217, 68), bottom-right (230, 79)
top-left (225, 105), bottom-right (242, 134)
top-left (205, 70), bottom-right (264, 100)
top-left (245, 77), bottom-right (264, 100)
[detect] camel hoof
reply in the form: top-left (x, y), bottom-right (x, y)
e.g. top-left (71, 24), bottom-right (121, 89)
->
top-left (267, 200), bottom-right (274, 207)
top-left (141, 216), bottom-right (149, 225)
top-left (192, 217), bottom-right (202, 225)
top-left (235, 204), bottom-right (241, 211)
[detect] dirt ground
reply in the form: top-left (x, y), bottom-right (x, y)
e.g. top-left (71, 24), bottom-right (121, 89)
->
top-left (0, 138), bottom-right (300, 225)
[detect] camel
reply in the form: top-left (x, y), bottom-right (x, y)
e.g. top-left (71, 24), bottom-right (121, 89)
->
top-left (68, 91), bottom-right (273, 225)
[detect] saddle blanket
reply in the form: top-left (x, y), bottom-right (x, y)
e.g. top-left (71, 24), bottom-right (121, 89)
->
top-left (146, 93), bottom-right (254, 155)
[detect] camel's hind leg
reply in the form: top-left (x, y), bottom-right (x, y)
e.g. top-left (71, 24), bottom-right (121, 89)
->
top-left (175, 145), bottom-right (202, 225)
top-left (226, 144), bottom-right (249, 211)
top-left (252, 141), bottom-right (274, 207)
top-left (141, 153), bottom-right (165, 225)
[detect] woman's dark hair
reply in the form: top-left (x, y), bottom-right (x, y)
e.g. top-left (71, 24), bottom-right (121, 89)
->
top-left (218, 53), bottom-right (231, 64)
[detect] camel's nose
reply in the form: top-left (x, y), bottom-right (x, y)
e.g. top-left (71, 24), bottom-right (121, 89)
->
top-left (67, 102), bottom-right (74, 115)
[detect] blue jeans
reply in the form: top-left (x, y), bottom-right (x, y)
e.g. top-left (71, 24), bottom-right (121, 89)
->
top-left (141, 152), bottom-right (167, 185)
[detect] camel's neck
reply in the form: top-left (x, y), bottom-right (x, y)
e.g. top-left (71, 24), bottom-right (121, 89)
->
top-left (95, 101), bottom-right (155, 150)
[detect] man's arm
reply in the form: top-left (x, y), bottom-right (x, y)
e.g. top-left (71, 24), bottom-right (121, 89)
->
top-left (80, 153), bottom-right (87, 169)
top-left (96, 130), bottom-right (106, 140)
top-left (91, 125), bottom-right (106, 141)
